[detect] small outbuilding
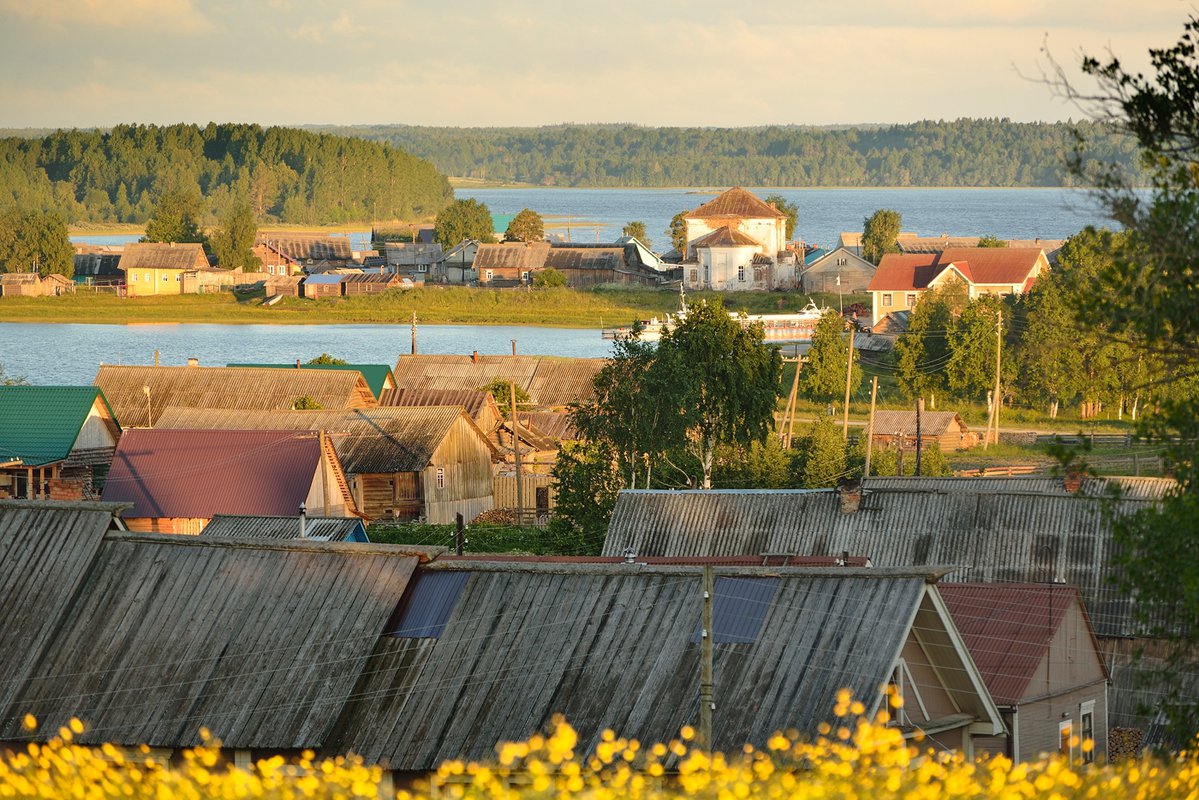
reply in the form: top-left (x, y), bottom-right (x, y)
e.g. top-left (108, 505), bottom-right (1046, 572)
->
top-left (870, 410), bottom-right (977, 451)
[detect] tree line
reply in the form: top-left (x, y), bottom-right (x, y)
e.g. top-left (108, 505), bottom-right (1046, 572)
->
top-left (314, 119), bottom-right (1143, 187)
top-left (0, 123), bottom-right (453, 226)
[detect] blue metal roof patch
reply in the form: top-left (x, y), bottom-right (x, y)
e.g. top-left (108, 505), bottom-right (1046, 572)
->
top-left (693, 576), bottom-right (779, 644)
top-left (386, 570), bottom-right (469, 639)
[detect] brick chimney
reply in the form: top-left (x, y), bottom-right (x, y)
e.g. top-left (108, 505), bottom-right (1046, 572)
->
top-left (1063, 466), bottom-right (1085, 494)
top-left (838, 479), bottom-right (863, 514)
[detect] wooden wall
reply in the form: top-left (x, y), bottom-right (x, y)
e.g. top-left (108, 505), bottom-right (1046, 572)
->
top-left (422, 417), bottom-right (495, 524)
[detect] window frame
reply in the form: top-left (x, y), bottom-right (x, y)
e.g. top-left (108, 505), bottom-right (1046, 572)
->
top-left (1080, 701), bottom-right (1096, 764)
top-left (882, 293), bottom-right (892, 307)
top-left (435, 466), bottom-right (446, 490)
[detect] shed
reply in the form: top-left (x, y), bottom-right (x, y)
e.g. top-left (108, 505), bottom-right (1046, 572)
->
top-left (383, 242), bottom-right (443, 276)
top-left (0, 386), bottom-right (120, 501)
top-left (800, 246), bottom-right (877, 294)
top-left (870, 410), bottom-right (977, 450)
top-left (94, 364), bottom-right (376, 428)
top-left (201, 514), bottom-right (369, 542)
top-left (101, 428), bottom-right (358, 533)
top-left (0, 272), bottom-right (74, 297)
top-left (153, 407), bottom-right (496, 524)
top-left (342, 272), bottom-right (403, 295)
top-left (473, 241), bottom-right (550, 284)
top-left (302, 273), bottom-right (347, 298)
top-left (391, 354), bottom-right (604, 409)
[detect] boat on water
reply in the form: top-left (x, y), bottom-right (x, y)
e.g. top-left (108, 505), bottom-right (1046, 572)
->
top-left (602, 287), bottom-right (828, 343)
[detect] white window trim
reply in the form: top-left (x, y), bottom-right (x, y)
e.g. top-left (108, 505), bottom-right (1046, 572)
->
top-left (882, 293), bottom-right (892, 307)
top-left (1080, 700), bottom-right (1096, 764)
top-left (435, 466), bottom-right (445, 490)
top-left (1059, 719), bottom-right (1074, 759)
top-left (484, 270), bottom-right (493, 281)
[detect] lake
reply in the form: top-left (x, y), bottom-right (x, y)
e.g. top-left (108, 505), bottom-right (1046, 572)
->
top-left (3, 322), bottom-right (611, 386)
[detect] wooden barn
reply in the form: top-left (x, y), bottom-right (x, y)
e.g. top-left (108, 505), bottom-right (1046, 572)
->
top-left (0, 386), bottom-right (120, 500)
top-left (342, 272), bottom-right (402, 295)
top-left (154, 406), bottom-right (496, 524)
top-left (302, 273), bottom-right (347, 298)
top-left (870, 410), bottom-right (977, 451)
top-left (93, 364), bottom-right (376, 428)
top-left (473, 241), bottom-right (550, 285)
top-left (0, 272), bottom-right (74, 297)
top-left (101, 429), bottom-right (358, 534)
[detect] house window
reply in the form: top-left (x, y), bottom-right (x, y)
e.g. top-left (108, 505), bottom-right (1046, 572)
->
top-left (905, 293), bottom-right (917, 306)
top-left (690, 269), bottom-right (698, 285)
top-left (484, 270), bottom-right (493, 281)
top-left (882, 293), bottom-right (892, 307)
top-left (1080, 701), bottom-right (1095, 764)
top-left (130, 273), bottom-right (138, 282)
top-left (418, 264), bottom-right (427, 273)
top-left (1059, 720), bottom-right (1074, 759)
top-left (521, 271), bottom-right (529, 282)
top-left (737, 265), bottom-right (745, 282)
top-left (163, 275), bottom-right (169, 282)
top-left (436, 466), bottom-right (445, 489)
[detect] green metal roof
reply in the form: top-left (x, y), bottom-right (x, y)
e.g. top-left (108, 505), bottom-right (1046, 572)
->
top-left (0, 386), bottom-right (117, 467)
top-left (227, 364), bottom-right (395, 400)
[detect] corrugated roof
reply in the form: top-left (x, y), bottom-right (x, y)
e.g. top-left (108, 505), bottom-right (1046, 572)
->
top-left (684, 188), bottom-right (786, 220)
top-left (94, 365), bottom-right (376, 428)
top-left (473, 242), bottom-right (551, 270)
top-left (391, 355), bottom-right (604, 408)
top-left (379, 387), bottom-right (494, 420)
top-left (518, 411), bottom-right (577, 441)
top-left (117, 242), bottom-right (207, 271)
top-left (101, 429), bottom-right (327, 519)
top-left (867, 254), bottom-right (942, 291)
top-left (152, 406), bottom-right (471, 473)
top-left (0, 386), bottom-right (118, 466)
top-left (201, 514), bottom-right (368, 542)
top-left (227, 363), bottom-right (396, 400)
top-left (257, 235), bottom-right (353, 261)
top-left (324, 563), bottom-right (929, 769)
top-left (0, 522), bottom-right (419, 749)
top-left (603, 479), bottom-right (1175, 638)
top-left (543, 246), bottom-right (625, 271)
top-left (938, 248), bottom-right (1044, 285)
top-left (690, 226), bottom-right (762, 248)
top-left (938, 582), bottom-right (1093, 706)
top-left (871, 410), bottom-right (965, 437)
top-left (383, 242), bottom-right (443, 266)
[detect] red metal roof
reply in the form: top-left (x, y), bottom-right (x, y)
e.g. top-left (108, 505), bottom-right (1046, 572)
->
top-left (102, 429), bottom-right (324, 519)
top-left (938, 582), bottom-right (1089, 706)
top-left (868, 248), bottom-right (1045, 292)
top-left (866, 254), bottom-right (941, 291)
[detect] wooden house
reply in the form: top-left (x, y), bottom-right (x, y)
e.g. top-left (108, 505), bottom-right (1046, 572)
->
top-left (870, 410), bottom-right (977, 451)
top-left (542, 242), bottom-right (669, 287)
top-left (341, 272), bottom-right (402, 295)
top-left (0, 386), bottom-right (120, 501)
top-left (800, 246), bottom-right (877, 294)
top-left (391, 354), bottom-right (604, 410)
top-left (73, 246), bottom-right (124, 286)
top-left (441, 238), bottom-right (480, 283)
top-left (101, 429), bottom-right (358, 534)
top-left (603, 477), bottom-right (1177, 741)
top-left (941, 583), bottom-right (1109, 764)
top-left (118, 242), bottom-right (208, 296)
top-left (0, 272), bottom-right (74, 297)
top-left (473, 241), bottom-right (550, 285)
top-left (302, 273), bottom-right (347, 298)
top-left (230, 363), bottom-right (397, 402)
top-left (154, 407), bottom-right (496, 524)
top-left (383, 242), bottom-right (443, 278)
top-left (0, 503), bottom-right (1003, 776)
top-left (379, 387), bottom-right (503, 433)
top-left (94, 364), bottom-right (376, 428)
top-left (200, 513), bottom-right (369, 542)
top-left (255, 234), bottom-right (355, 271)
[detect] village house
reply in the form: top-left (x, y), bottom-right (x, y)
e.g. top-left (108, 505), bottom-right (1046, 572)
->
top-left (867, 247), bottom-right (1050, 322)
top-left (897, 236), bottom-right (1065, 263)
top-left (117, 242), bottom-right (209, 296)
top-left (800, 246), bottom-right (877, 294)
top-left (440, 238), bottom-right (481, 284)
top-left (73, 245), bottom-right (124, 286)
top-left (383, 242), bottom-right (443, 278)
top-left (200, 513), bottom-right (369, 542)
top-left (473, 241), bottom-right (551, 285)
top-left (302, 272), bottom-right (348, 298)
top-left (253, 234), bottom-right (356, 273)
top-left (940, 583), bottom-right (1110, 764)
top-left (154, 406), bottom-right (497, 524)
top-left (230, 362), bottom-right (397, 402)
top-left (0, 272), bottom-right (74, 297)
top-left (869, 409), bottom-right (978, 451)
top-left (101, 429), bottom-right (358, 533)
top-left (392, 354), bottom-right (605, 410)
top-left (0, 386), bottom-right (120, 501)
top-left (380, 387), bottom-right (504, 433)
top-left (602, 476), bottom-right (1176, 743)
top-left (0, 502), bottom-right (1006, 781)
top-left (93, 364), bottom-right (376, 428)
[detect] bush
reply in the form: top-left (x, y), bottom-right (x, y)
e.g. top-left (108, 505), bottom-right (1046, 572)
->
top-left (533, 268), bottom-right (567, 288)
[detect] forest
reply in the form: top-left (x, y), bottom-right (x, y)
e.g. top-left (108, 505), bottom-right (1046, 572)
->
top-left (0, 123), bottom-right (453, 225)
top-left (312, 119), bottom-right (1144, 187)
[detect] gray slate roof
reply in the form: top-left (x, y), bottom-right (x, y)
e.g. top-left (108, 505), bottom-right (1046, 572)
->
top-left (201, 514), bottom-right (368, 542)
top-left (324, 562), bottom-right (935, 769)
top-left (391, 354), bottom-right (604, 408)
top-left (602, 478), bottom-right (1176, 638)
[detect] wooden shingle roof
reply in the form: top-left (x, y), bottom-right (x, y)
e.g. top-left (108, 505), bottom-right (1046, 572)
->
top-left (684, 187), bottom-right (786, 220)
top-left (473, 242), bottom-right (551, 270)
top-left (870, 410), bottom-right (966, 437)
top-left (117, 242), bottom-right (207, 271)
top-left (391, 354), bottom-right (604, 408)
top-left (94, 365), bottom-right (376, 428)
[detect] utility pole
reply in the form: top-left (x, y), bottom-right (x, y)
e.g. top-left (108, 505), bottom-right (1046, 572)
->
top-left (842, 323), bottom-right (855, 440)
top-left (780, 357), bottom-right (801, 448)
top-left (897, 430), bottom-right (905, 476)
top-left (699, 565), bottom-right (715, 750)
top-left (915, 398), bottom-right (924, 477)
top-left (455, 513), bottom-right (465, 556)
top-left (410, 311), bottom-right (417, 355)
top-left (985, 309), bottom-right (1002, 450)
top-left (510, 379), bottom-right (524, 526)
top-left (864, 377), bottom-right (878, 478)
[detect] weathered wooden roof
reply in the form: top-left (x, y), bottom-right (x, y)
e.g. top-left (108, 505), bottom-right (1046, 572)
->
top-left (0, 517), bottom-right (419, 749)
top-left (603, 479), bottom-right (1175, 638)
top-left (518, 411), bottom-right (577, 441)
top-left (101, 429), bottom-right (335, 519)
top-left (543, 246), bottom-right (625, 271)
top-left (473, 242), bottom-right (551, 270)
top-left (153, 406), bottom-right (477, 473)
top-left (201, 514), bottom-right (369, 542)
top-left (871, 410), bottom-right (966, 437)
top-left (391, 355), bottom-right (604, 408)
top-left (0, 386), bottom-right (118, 466)
top-left (323, 563), bottom-right (944, 769)
top-left (257, 234), bottom-right (353, 261)
top-left (227, 363), bottom-right (396, 400)
top-left (383, 242), bottom-right (443, 267)
top-left (690, 226), bottom-right (762, 248)
top-left (117, 242), bottom-right (207, 271)
top-left (94, 365), bottom-right (376, 428)
top-left (684, 187), bottom-right (786, 220)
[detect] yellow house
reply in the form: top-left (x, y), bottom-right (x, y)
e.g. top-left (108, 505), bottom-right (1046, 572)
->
top-left (118, 242), bottom-right (209, 296)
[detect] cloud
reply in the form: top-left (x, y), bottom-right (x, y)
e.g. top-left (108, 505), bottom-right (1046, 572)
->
top-left (288, 11), bottom-right (361, 42)
top-left (0, 0), bottom-right (214, 33)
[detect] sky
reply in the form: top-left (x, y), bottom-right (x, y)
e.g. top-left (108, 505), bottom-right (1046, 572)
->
top-left (0, 0), bottom-right (1190, 129)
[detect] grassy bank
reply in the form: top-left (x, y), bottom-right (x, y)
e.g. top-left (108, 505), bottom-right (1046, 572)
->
top-left (0, 286), bottom-right (867, 327)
